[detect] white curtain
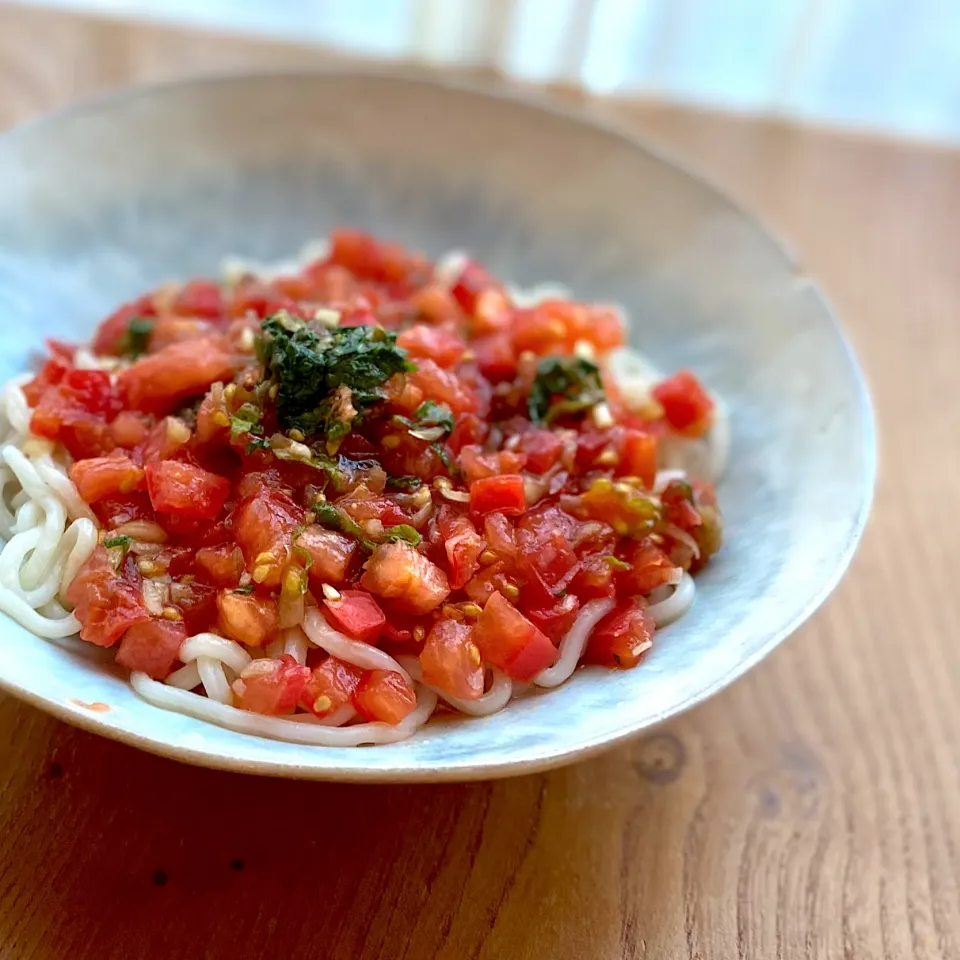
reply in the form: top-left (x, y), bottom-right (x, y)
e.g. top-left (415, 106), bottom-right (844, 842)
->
top-left (17, 0), bottom-right (960, 141)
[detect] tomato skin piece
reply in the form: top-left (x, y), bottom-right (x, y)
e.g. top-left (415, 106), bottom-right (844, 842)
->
top-left (296, 525), bottom-right (357, 585)
top-left (353, 669), bottom-right (417, 724)
top-left (233, 655), bottom-right (310, 715)
top-left (145, 461), bottom-right (230, 520)
top-left (470, 475), bottom-right (526, 517)
top-left (584, 601), bottom-right (654, 669)
top-left (195, 544), bottom-right (246, 588)
top-left (23, 356), bottom-right (70, 407)
top-left (322, 590), bottom-right (386, 643)
top-left (115, 618), bottom-right (186, 679)
top-left (651, 370), bottom-right (714, 436)
top-left (70, 455), bottom-right (145, 504)
top-left (474, 591), bottom-right (558, 682)
top-left (65, 547), bottom-right (151, 647)
top-left (216, 591), bottom-right (280, 648)
top-left (233, 490), bottom-right (305, 589)
top-left (420, 618), bottom-right (484, 700)
top-left (360, 542), bottom-right (450, 615)
top-left (117, 338), bottom-right (235, 413)
top-left (304, 657), bottom-right (363, 718)
top-left (437, 507), bottom-right (486, 590)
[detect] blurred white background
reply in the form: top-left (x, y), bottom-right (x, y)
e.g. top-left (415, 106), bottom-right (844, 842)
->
top-left (15, 0), bottom-right (960, 142)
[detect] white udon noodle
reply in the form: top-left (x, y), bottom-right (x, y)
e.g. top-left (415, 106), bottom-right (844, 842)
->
top-left (0, 251), bottom-right (724, 745)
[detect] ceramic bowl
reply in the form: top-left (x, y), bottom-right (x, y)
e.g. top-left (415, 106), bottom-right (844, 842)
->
top-left (0, 71), bottom-right (875, 781)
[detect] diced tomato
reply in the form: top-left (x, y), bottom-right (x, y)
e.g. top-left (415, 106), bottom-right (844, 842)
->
top-left (323, 590), bottom-right (386, 643)
top-left (30, 369), bottom-right (122, 456)
top-left (352, 669), bottom-right (417, 724)
top-left (420, 618), bottom-right (484, 700)
top-left (470, 475), bottom-right (526, 517)
top-left (397, 324), bottom-right (466, 368)
top-left (651, 370), bottom-right (714, 436)
top-left (463, 560), bottom-right (514, 607)
top-left (150, 317), bottom-right (213, 351)
top-left (115, 618), bottom-right (186, 679)
top-left (142, 416), bottom-right (192, 464)
top-left (458, 446), bottom-right (527, 484)
top-left (173, 279), bottom-right (223, 320)
top-left (304, 657), bottom-right (363, 718)
top-left (447, 412), bottom-right (489, 455)
top-left (483, 513), bottom-right (517, 562)
top-left (408, 359), bottom-right (476, 415)
top-left (65, 546), bottom-right (150, 647)
top-left (515, 429), bottom-right (564, 474)
top-left (522, 593), bottom-right (580, 642)
top-left (474, 591), bottom-right (557, 682)
top-left (571, 553), bottom-right (617, 600)
top-left (195, 544), bottom-right (245, 587)
top-left (109, 411), bottom-right (149, 448)
top-left (216, 590), bottom-right (279, 648)
top-left (617, 429), bottom-right (657, 487)
top-left (437, 507), bottom-right (485, 590)
top-left (70, 455), bottom-right (145, 504)
top-left (450, 259), bottom-right (500, 314)
top-left (624, 542), bottom-right (678, 596)
top-left (233, 655), bottom-right (310, 714)
top-left (22, 356), bottom-right (70, 407)
top-left (339, 496), bottom-right (410, 528)
top-left (145, 461), bottom-right (230, 520)
top-left (173, 581), bottom-right (218, 635)
top-left (118, 338), bottom-right (235, 413)
top-left (93, 494), bottom-right (155, 529)
top-left (360, 541), bottom-right (450, 614)
top-left (92, 294), bottom-right (156, 356)
top-left (409, 283), bottom-right (461, 325)
top-left (420, 620), bottom-right (484, 700)
top-left (472, 333), bottom-right (516, 383)
top-left (584, 601), bottom-right (654, 668)
top-left (232, 489), bottom-right (305, 588)
top-left (227, 280), bottom-right (306, 321)
top-left (296, 525), bottom-right (357, 585)
top-left (511, 305), bottom-right (569, 355)
top-left (581, 306), bottom-right (624, 352)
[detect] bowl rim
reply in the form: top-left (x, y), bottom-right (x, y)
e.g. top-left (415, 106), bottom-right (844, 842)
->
top-left (0, 67), bottom-right (877, 781)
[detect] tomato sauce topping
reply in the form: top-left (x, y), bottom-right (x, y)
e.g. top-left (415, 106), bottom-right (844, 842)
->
top-left (31, 230), bottom-right (723, 718)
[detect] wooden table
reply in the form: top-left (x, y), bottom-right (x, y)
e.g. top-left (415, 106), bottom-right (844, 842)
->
top-left (1, 6), bottom-right (958, 958)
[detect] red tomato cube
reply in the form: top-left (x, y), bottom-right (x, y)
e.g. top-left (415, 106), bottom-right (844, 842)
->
top-left (353, 669), bottom-right (417, 724)
top-left (115, 618), bottom-right (187, 679)
top-left (474, 591), bottom-right (558, 682)
top-left (323, 590), bottom-right (386, 643)
top-left (469, 475), bottom-right (526, 517)
top-left (584, 601), bottom-right (655, 668)
top-left (420, 619), bottom-right (484, 700)
top-left (233, 655), bottom-right (310, 715)
top-left (145, 461), bottom-right (230, 520)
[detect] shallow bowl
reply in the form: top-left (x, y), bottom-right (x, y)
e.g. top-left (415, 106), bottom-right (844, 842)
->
top-left (0, 71), bottom-right (875, 781)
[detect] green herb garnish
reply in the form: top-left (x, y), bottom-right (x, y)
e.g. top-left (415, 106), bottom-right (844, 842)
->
top-left (528, 356), bottom-right (605, 424)
top-left (257, 313), bottom-right (413, 441)
top-left (230, 403), bottom-right (264, 443)
top-left (233, 584), bottom-right (256, 595)
top-left (103, 535), bottom-right (132, 553)
top-left (603, 555), bottom-right (632, 571)
top-left (386, 475), bottom-right (423, 491)
top-left (382, 524), bottom-right (422, 546)
top-left (393, 400), bottom-right (454, 439)
top-left (120, 318), bottom-right (154, 359)
top-left (313, 502), bottom-right (374, 551)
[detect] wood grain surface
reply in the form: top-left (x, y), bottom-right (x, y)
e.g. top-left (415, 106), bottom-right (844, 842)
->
top-left (0, 5), bottom-right (958, 958)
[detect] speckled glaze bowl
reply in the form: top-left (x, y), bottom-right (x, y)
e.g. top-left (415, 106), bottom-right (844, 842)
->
top-left (0, 72), bottom-right (875, 781)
